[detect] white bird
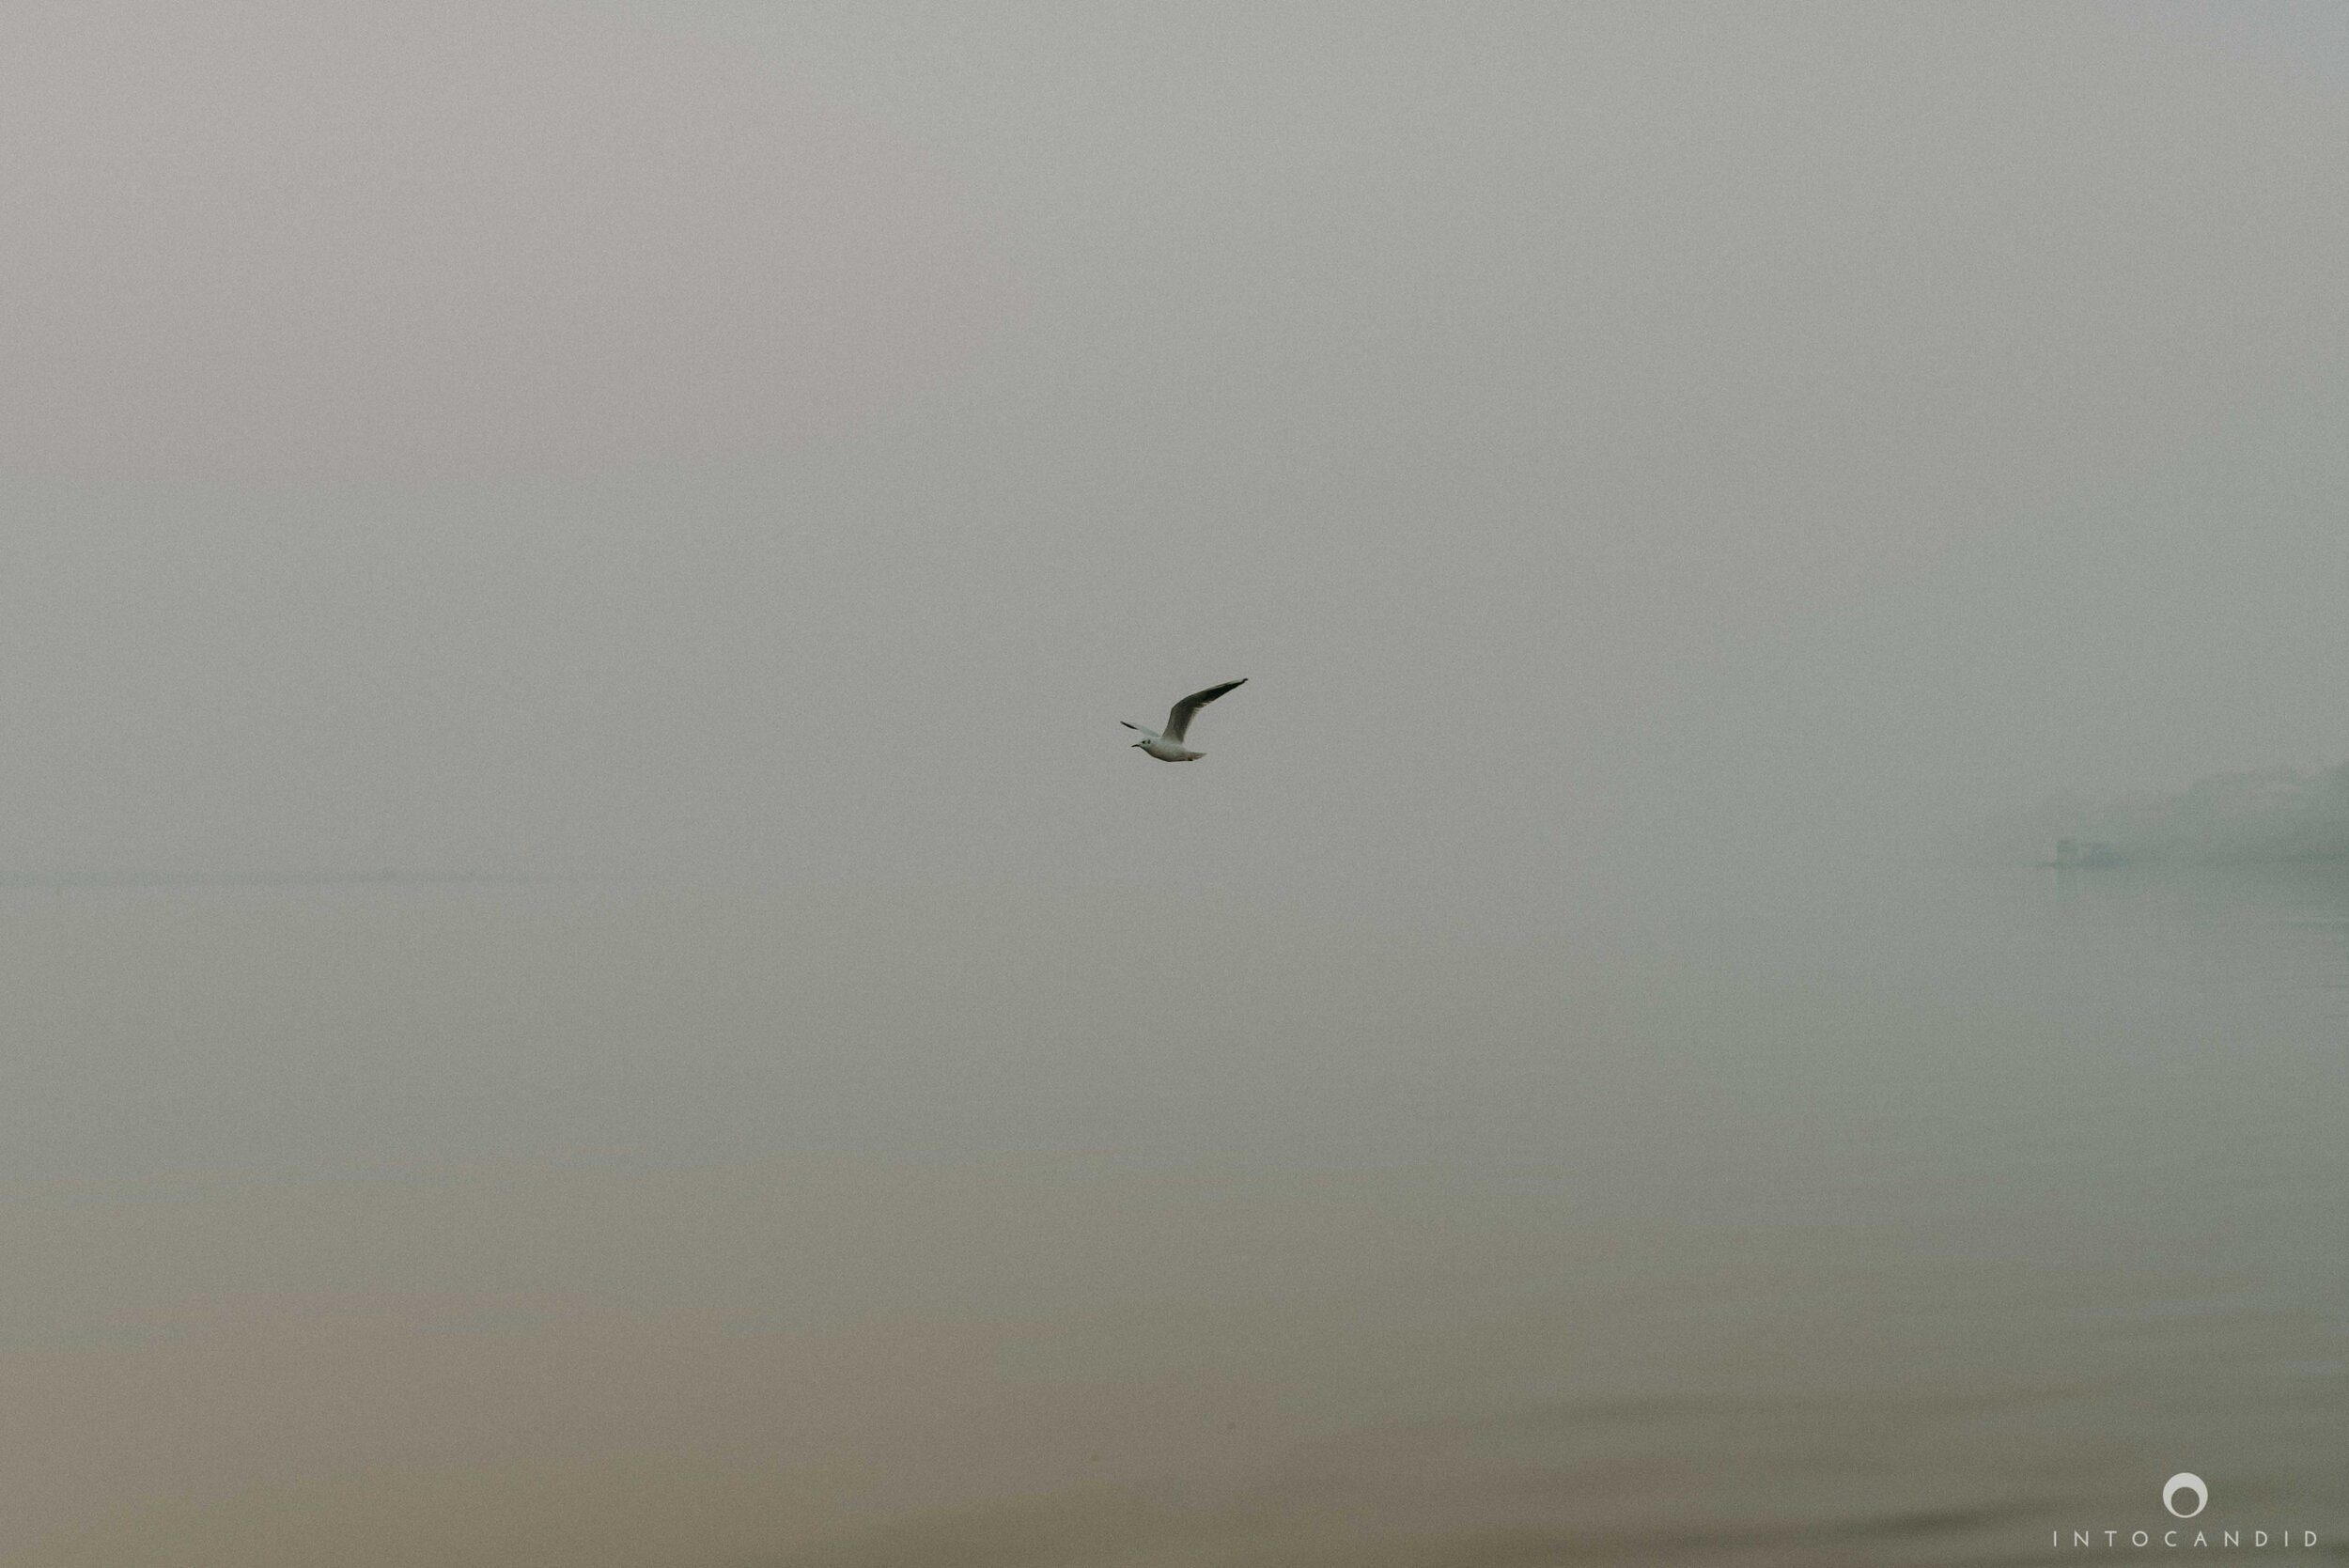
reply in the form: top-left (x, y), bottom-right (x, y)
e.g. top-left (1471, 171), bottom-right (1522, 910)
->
top-left (1121, 678), bottom-right (1246, 761)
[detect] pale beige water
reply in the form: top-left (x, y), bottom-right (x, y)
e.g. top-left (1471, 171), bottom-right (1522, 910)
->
top-left (1, 870), bottom-right (2342, 1564)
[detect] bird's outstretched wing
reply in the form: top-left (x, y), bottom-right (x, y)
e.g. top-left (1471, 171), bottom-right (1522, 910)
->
top-left (1162, 678), bottom-right (1246, 742)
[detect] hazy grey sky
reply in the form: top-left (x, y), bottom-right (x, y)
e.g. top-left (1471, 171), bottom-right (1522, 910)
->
top-left (4, 1), bottom-right (2346, 908)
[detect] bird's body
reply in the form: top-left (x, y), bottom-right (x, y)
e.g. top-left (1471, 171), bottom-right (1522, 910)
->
top-left (1123, 678), bottom-right (1245, 761)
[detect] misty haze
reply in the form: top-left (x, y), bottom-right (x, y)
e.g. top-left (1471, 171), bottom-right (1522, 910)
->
top-left (4, 4), bottom-right (2346, 1564)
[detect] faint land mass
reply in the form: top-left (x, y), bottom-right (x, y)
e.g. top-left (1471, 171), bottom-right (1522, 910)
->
top-left (2023, 762), bottom-right (2349, 866)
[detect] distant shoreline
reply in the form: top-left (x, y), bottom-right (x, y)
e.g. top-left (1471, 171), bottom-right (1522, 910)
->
top-left (2018, 760), bottom-right (2349, 870)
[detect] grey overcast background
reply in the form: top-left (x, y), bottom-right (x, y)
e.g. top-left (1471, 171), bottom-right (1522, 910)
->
top-left (4, 0), bottom-right (2347, 897)
top-left (10, 8), bottom-right (2349, 1563)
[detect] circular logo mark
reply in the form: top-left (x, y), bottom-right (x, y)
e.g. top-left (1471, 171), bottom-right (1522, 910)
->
top-left (2164, 1473), bottom-right (2208, 1519)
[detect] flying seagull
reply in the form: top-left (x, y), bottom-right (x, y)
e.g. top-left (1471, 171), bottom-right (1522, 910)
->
top-left (1122, 678), bottom-right (1246, 761)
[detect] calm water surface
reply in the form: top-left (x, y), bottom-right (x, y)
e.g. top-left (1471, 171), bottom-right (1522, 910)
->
top-left (1, 867), bottom-right (2342, 1564)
